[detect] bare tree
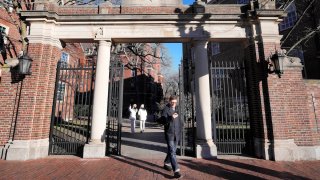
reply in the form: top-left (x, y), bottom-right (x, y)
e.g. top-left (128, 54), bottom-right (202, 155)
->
top-left (112, 43), bottom-right (172, 74)
top-left (279, 0), bottom-right (319, 54)
top-left (162, 73), bottom-right (179, 99)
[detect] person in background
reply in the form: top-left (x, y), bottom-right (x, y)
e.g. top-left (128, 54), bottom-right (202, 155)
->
top-left (161, 96), bottom-right (182, 178)
top-left (129, 104), bottom-right (138, 133)
top-left (138, 104), bottom-right (148, 133)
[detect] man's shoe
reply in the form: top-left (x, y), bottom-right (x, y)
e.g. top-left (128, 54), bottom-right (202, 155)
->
top-left (174, 171), bottom-right (182, 178)
top-left (163, 164), bottom-right (172, 171)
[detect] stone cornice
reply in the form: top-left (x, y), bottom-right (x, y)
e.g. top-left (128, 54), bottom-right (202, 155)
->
top-left (255, 9), bottom-right (286, 19)
top-left (20, 11), bottom-right (244, 23)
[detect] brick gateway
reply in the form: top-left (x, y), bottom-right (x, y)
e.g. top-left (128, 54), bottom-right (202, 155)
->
top-left (0, 1), bottom-right (319, 161)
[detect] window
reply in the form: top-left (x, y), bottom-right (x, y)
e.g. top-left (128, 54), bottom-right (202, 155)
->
top-left (211, 42), bottom-right (220, 55)
top-left (279, 2), bottom-right (297, 31)
top-left (0, 26), bottom-right (7, 34)
top-left (237, 0), bottom-right (249, 4)
top-left (131, 69), bottom-right (136, 77)
top-left (60, 52), bottom-right (69, 68)
top-left (57, 82), bottom-right (65, 101)
top-left (1, 0), bottom-right (13, 7)
top-left (0, 25), bottom-right (9, 44)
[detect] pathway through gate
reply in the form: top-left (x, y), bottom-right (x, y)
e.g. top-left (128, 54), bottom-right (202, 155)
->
top-left (121, 119), bottom-right (167, 158)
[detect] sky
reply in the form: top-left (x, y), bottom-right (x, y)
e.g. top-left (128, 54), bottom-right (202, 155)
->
top-left (163, 0), bottom-right (195, 73)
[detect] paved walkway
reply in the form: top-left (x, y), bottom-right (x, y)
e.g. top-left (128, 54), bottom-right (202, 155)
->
top-left (1, 155), bottom-right (320, 179)
top-left (0, 120), bottom-right (319, 180)
top-left (121, 119), bottom-right (167, 158)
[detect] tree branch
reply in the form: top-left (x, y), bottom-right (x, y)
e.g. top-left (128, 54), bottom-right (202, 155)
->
top-left (287, 25), bottom-right (320, 54)
top-left (281, 0), bottom-right (316, 45)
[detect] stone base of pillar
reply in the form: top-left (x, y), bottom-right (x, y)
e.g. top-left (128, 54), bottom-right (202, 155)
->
top-left (2, 139), bottom-right (49, 160)
top-left (254, 138), bottom-right (320, 161)
top-left (196, 140), bottom-right (217, 159)
top-left (83, 143), bottom-right (106, 158)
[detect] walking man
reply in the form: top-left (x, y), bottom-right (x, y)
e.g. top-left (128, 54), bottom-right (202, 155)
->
top-left (161, 96), bottom-right (182, 178)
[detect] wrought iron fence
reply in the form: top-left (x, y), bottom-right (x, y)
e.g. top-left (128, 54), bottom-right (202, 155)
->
top-left (106, 56), bottom-right (124, 156)
top-left (49, 61), bottom-right (95, 156)
top-left (211, 60), bottom-right (252, 155)
top-left (179, 64), bottom-right (196, 157)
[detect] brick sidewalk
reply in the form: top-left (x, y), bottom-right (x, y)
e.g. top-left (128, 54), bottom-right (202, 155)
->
top-left (0, 156), bottom-right (319, 180)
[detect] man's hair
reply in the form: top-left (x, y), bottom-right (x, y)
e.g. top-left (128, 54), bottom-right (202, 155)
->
top-left (169, 95), bottom-right (177, 101)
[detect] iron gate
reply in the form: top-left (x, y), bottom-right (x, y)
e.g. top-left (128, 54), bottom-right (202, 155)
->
top-left (49, 61), bottom-right (95, 156)
top-left (179, 64), bottom-right (196, 157)
top-left (106, 56), bottom-right (124, 155)
top-left (210, 58), bottom-right (252, 155)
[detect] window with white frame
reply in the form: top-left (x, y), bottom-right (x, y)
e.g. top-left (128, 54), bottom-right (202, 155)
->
top-left (0, 25), bottom-right (9, 44)
top-left (131, 69), bottom-right (136, 77)
top-left (279, 2), bottom-right (298, 31)
top-left (60, 52), bottom-right (69, 68)
top-left (237, 0), bottom-right (249, 4)
top-left (57, 82), bottom-right (65, 101)
top-left (211, 42), bottom-right (220, 55)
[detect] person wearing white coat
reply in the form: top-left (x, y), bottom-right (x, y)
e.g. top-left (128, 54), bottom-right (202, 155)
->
top-left (129, 104), bottom-right (138, 133)
top-left (138, 104), bottom-right (148, 133)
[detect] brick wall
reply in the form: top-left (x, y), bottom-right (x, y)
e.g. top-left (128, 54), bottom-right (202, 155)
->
top-left (253, 40), bottom-right (316, 146)
top-left (14, 44), bottom-right (60, 140)
top-left (0, 73), bottom-right (20, 145)
top-left (266, 70), bottom-right (313, 145)
top-left (0, 8), bottom-right (23, 146)
top-left (32, 2), bottom-right (245, 15)
top-left (0, 43), bottom-right (60, 145)
top-left (305, 80), bottom-right (320, 146)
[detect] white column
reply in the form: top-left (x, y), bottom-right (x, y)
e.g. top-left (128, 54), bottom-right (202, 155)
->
top-left (83, 39), bottom-right (111, 158)
top-left (193, 39), bottom-right (217, 159)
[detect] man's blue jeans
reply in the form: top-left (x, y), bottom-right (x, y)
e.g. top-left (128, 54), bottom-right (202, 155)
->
top-left (164, 140), bottom-right (179, 171)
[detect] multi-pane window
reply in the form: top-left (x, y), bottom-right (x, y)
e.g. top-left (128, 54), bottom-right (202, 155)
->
top-left (1, 0), bottom-right (13, 7)
top-left (0, 26), bottom-right (7, 34)
top-left (0, 25), bottom-right (9, 45)
top-left (211, 42), bottom-right (220, 55)
top-left (60, 52), bottom-right (69, 68)
top-left (279, 2), bottom-right (297, 31)
top-left (57, 82), bottom-right (65, 101)
top-left (131, 69), bottom-right (136, 77)
top-left (237, 0), bottom-right (249, 4)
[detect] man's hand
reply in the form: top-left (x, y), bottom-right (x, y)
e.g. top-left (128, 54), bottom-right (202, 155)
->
top-left (173, 113), bottom-right (178, 119)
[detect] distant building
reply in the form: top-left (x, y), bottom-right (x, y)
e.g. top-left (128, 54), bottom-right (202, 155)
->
top-left (118, 43), bottom-right (164, 118)
top-left (279, 0), bottom-right (320, 79)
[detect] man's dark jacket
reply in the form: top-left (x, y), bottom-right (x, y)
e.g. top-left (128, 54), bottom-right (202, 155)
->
top-left (161, 103), bottom-right (181, 142)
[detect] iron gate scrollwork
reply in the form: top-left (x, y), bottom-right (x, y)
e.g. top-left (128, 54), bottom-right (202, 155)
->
top-left (106, 56), bottom-right (124, 155)
top-left (211, 59), bottom-right (252, 155)
top-left (179, 65), bottom-right (196, 157)
top-left (49, 61), bottom-right (95, 156)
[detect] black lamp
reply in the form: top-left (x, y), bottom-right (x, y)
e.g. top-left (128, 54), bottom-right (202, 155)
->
top-left (18, 53), bottom-right (32, 75)
top-left (269, 51), bottom-right (285, 78)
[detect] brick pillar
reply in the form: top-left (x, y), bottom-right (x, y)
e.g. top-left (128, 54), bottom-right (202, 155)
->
top-left (253, 17), bottom-right (320, 161)
top-left (1, 21), bottom-right (62, 160)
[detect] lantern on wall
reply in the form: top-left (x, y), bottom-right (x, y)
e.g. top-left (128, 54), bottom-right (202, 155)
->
top-left (18, 54), bottom-right (33, 75)
top-left (269, 51), bottom-right (285, 78)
